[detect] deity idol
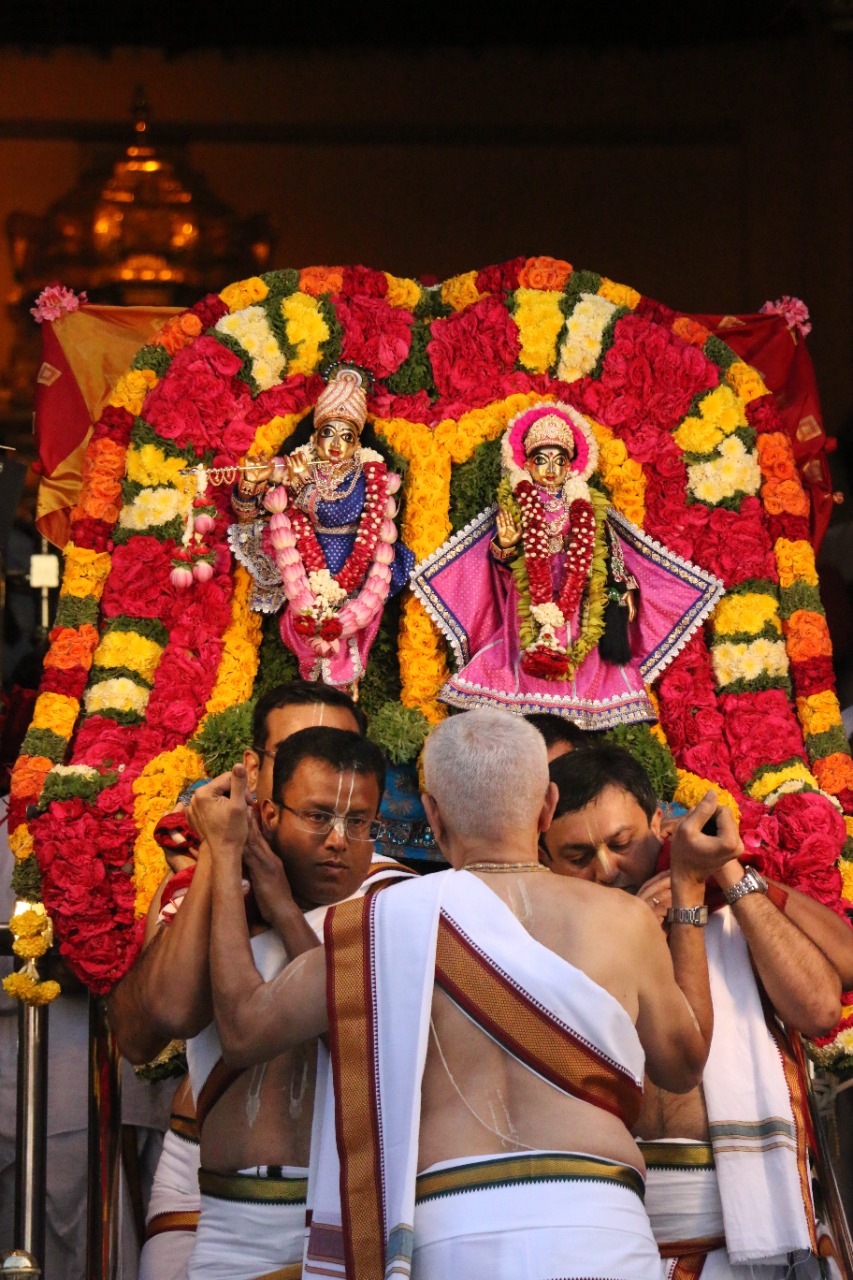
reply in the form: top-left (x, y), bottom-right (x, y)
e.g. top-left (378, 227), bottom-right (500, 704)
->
top-left (412, 401), bottom-right (724, 728)
top-left (229, 366), bottom-right (414, 689)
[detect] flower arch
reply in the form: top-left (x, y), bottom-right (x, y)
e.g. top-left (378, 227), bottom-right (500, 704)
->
top-left (8, 258), bottom-right (853, 1062)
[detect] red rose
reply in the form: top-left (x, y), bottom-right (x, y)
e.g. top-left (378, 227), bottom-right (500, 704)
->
top-left (191, 294), bottom-right (229, 329)
top-left (320, 617), bottom-right (343, 640)
top-left (102, 537), bottom-right (176, 620)
top-left (688, 499), bottom-right (776, 588)
top-left (429, 296), bottom-right (520, 400)
top-left (95, 405), bottom-right (135, 445)
top-left (144, 337), bottom-right (250, 453)
top-left (220, 410), bottom-right (257, 461)
top-left (341, 266), bottom-right (388, 297)
top-left (746, 395), bottom-right (782, 435)
top-left (40, 666), bottom-right (88, 699)
top-left (246, 374), bottom-right (320, 425)
top-left (720, 690), bottom-right (806, 786)
top-left (369, 388), bottom-right (435, 425)
top-left (739, 798), bottom-right (783, 877)
top-left (634, 296), bottom-right (677, 327)
top-left (73, 718), bottom-right (169, 773)
top-left (767, 514), bottom-right (811, 543)
top-left (334, 295), bottom-right (413, 379)
top-left (678, 741), bottom-right (741, 796)
top-left (160, 571), bottom-right (232, 633)
top-left (521, 647), bottom-right (569, 680)
top-left (68, 515), bottom-right (113, 551)
top-left (293, 613), bottom-right (317, 637)
top-left (476, 258), bottom-right (525, 295)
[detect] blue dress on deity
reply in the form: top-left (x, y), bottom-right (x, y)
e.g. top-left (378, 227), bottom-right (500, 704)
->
top-left (228, 465), bottom-right (414, 615)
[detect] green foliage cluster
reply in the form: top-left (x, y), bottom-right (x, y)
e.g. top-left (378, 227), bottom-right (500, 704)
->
top-left (449, 438), bottom-right (502, 533)
top-left (191, 701), bottom-right (254, 775)
top-left (604, 722), bottom-right (679, 802)
top-left (367, 702), bottom-right (430, 766)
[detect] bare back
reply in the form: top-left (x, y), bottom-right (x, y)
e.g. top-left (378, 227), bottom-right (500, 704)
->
top-left (419, 870), bottom-right (698, 1174)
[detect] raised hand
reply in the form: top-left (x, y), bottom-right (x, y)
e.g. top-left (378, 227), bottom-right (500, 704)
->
top-left (189, 765), bottom-right (251, 860)
top-left (495, 508), bottom-right (522, 549)
top-left (669, 791), bottom-right (743, 887)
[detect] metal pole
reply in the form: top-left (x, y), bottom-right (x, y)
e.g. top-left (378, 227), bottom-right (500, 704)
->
top-left (13, 999), bottom-right (48, 1275)
top-left (86, 996), bottom-right (121, 1280)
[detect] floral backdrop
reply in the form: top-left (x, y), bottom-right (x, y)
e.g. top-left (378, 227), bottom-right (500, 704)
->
top-left (7, 258), bottom-right (853, 1070)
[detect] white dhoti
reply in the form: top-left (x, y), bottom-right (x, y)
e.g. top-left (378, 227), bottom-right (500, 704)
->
top-left (412, 1150), bottom-right (662, 1280)
top-left (641, 1140), bottom-right (811, 1280)
top-left (187, 1166), bottom-right (308, 1280)
top-left (139, 1119), bottom-right (202, 1280)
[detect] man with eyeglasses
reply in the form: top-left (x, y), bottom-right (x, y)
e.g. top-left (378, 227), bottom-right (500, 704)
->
top-left (181, 725), bottom-right (412, 1280)
top-left (108, 681), bottom-right (410, 1280)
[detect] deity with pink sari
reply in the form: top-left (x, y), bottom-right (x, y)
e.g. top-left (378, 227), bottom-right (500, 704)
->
top-left (412, 401), bottom-right (724, 729)
top-left (229, 366), bottom-right (413, 690)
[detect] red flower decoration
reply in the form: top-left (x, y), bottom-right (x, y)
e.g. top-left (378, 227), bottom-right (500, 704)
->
top-left (476, 258), bottom-right (525, 296)
top-left (429, 295), bottom-right (520, 400)
top-left (334, 296), bottom-right (413, 380)
top-left (720, 690), bottom-right (807, 787)
top-left (143, 336), bottom-right (250, 453)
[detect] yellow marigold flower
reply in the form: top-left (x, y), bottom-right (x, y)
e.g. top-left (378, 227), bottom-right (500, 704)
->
top-left (201, 569), bottom-right (262, 720)
top-left (10, 908), bottom-right (50, 939)
top-left (31, 692), bottom-right (80, 740)
top-left (775, 538), bottom-right (818, 588)
top-left (94, 631), bottom-right (163, 683)
top-left (749, 761), bottom-right (818, 802)
top-left (9, 824), bottom-right (34, 861)
top-left (282, 293), bottom-right (329, 376)
top-left (846, 816), bottom-right (853, 840)
top-left (674, 416), bottom-right (723, 456)
top-left (125, 443), bottom-right (189, 490)
top-left (597, 279), bottom-right (640, 310)
top-left (61, 545), bottom-right (113, 600)
top-left (726, 360), bottom-right (768, 404)
top-left (132, 744), bottom-right (207, 915)
top-left (220, 277), bottom-right (269, 311)
top-left (384, 273), bottom-right (421, 310)
top-left (839, 858), bottom-right (853, 903)
top-left (514, 289), bottom-right (564, 373)
top-left (441, 271), bottom-right (485, 311)
top-left (713, 593), bottom-right (781, 637)
top-left (13, 936), bottom-right (49, 960)
top-left (698, 383), bottom-right (746, 435)
top-left (2, 973), bottom-right (61, 1005)
top-left (796, 689), bottom-right (843, 737)
top-left (674, 770), bottom-right (741, 822)
top-left (84, 678), bottom-right (150, 717)
top-left (109, 368), bottom-right (158, 416)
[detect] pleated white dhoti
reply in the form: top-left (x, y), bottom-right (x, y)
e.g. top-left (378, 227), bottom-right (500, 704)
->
top-left (186, 1166), bottom-right (308, 1280)
top-left (412, 1150), bottom-right (663, 1280)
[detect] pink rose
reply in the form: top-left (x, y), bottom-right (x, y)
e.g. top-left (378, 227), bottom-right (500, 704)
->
top-left (720, 691), bottom-right (806, 786)
top-left (688, 499), bottom-right (776, 588)
top-left (102, 538), bottom-right (176, 620)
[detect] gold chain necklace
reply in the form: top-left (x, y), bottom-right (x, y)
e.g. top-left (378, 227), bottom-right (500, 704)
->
top-left (465, 861), bottom-right (548, 874)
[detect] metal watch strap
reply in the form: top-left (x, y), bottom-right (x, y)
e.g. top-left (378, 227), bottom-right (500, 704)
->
top-left (724, 866), bottom-right (768, 906)
top-left (665, 905), bottom-right (709, 927)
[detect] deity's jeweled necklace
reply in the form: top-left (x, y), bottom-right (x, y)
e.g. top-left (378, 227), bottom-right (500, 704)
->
top-left (312, 457), bottom-right (361, 503)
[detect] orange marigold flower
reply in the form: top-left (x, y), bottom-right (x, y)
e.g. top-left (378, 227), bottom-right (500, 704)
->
top-left (672, 317), bottom-right (711, 347)
top-left (299, 266), bottom-right (344, 297)
top-left (518, 256), bottom-right (572, 291)
top-left (813, 752), bottom-right (853, 794)
top-left (10, 756), bottom-right (53, 801)
top-left (784, 610), bottom-right (832, 661)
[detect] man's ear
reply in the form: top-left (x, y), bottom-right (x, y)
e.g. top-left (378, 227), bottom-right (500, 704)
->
top-left (244, 748), bottom-right (260, 795)
top-left (421, 793), bottom-right (446, 850)
top-left (538, 780), bottom-right (559, 833)
top-left (259, 797), bottom-right (279, 837)
top-left (650, 805), bottom-right (663, 840)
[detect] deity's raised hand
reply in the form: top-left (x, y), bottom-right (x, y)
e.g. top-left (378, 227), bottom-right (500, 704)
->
top-left (495, 509), bottom-right (522, 549)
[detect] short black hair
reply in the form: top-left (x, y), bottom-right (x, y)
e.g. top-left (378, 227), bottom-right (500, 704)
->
top-left (252, 681), bottom-right (367, 751)
top-left (272, 727), bottom-right (386, 805)
top-left (549, 743), bottom-right (657, 823)
top-left (525, 713), bottom-right (592, 752)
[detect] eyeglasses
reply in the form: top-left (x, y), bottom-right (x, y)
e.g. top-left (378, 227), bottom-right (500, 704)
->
top-left (279, 804), bottom-right (384, 841)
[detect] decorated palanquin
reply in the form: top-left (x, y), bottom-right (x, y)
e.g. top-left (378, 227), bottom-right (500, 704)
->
top-left (6, 258), bottom-right (853, 1073)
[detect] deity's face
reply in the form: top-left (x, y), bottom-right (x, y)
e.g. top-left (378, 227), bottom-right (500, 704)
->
top-left (524, 446), bottom-right (572, 491)
top-left (314, 418), bottom-right (360, 464)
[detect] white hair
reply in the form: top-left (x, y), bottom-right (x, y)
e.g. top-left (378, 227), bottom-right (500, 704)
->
top-left (422, 710), bottom-right (549, 840)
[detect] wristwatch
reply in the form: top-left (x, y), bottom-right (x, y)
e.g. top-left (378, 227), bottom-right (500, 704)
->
top-left (723, 865), bottom-right (768, 906)
top-left (665, 905), bottom-right (709, 927)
